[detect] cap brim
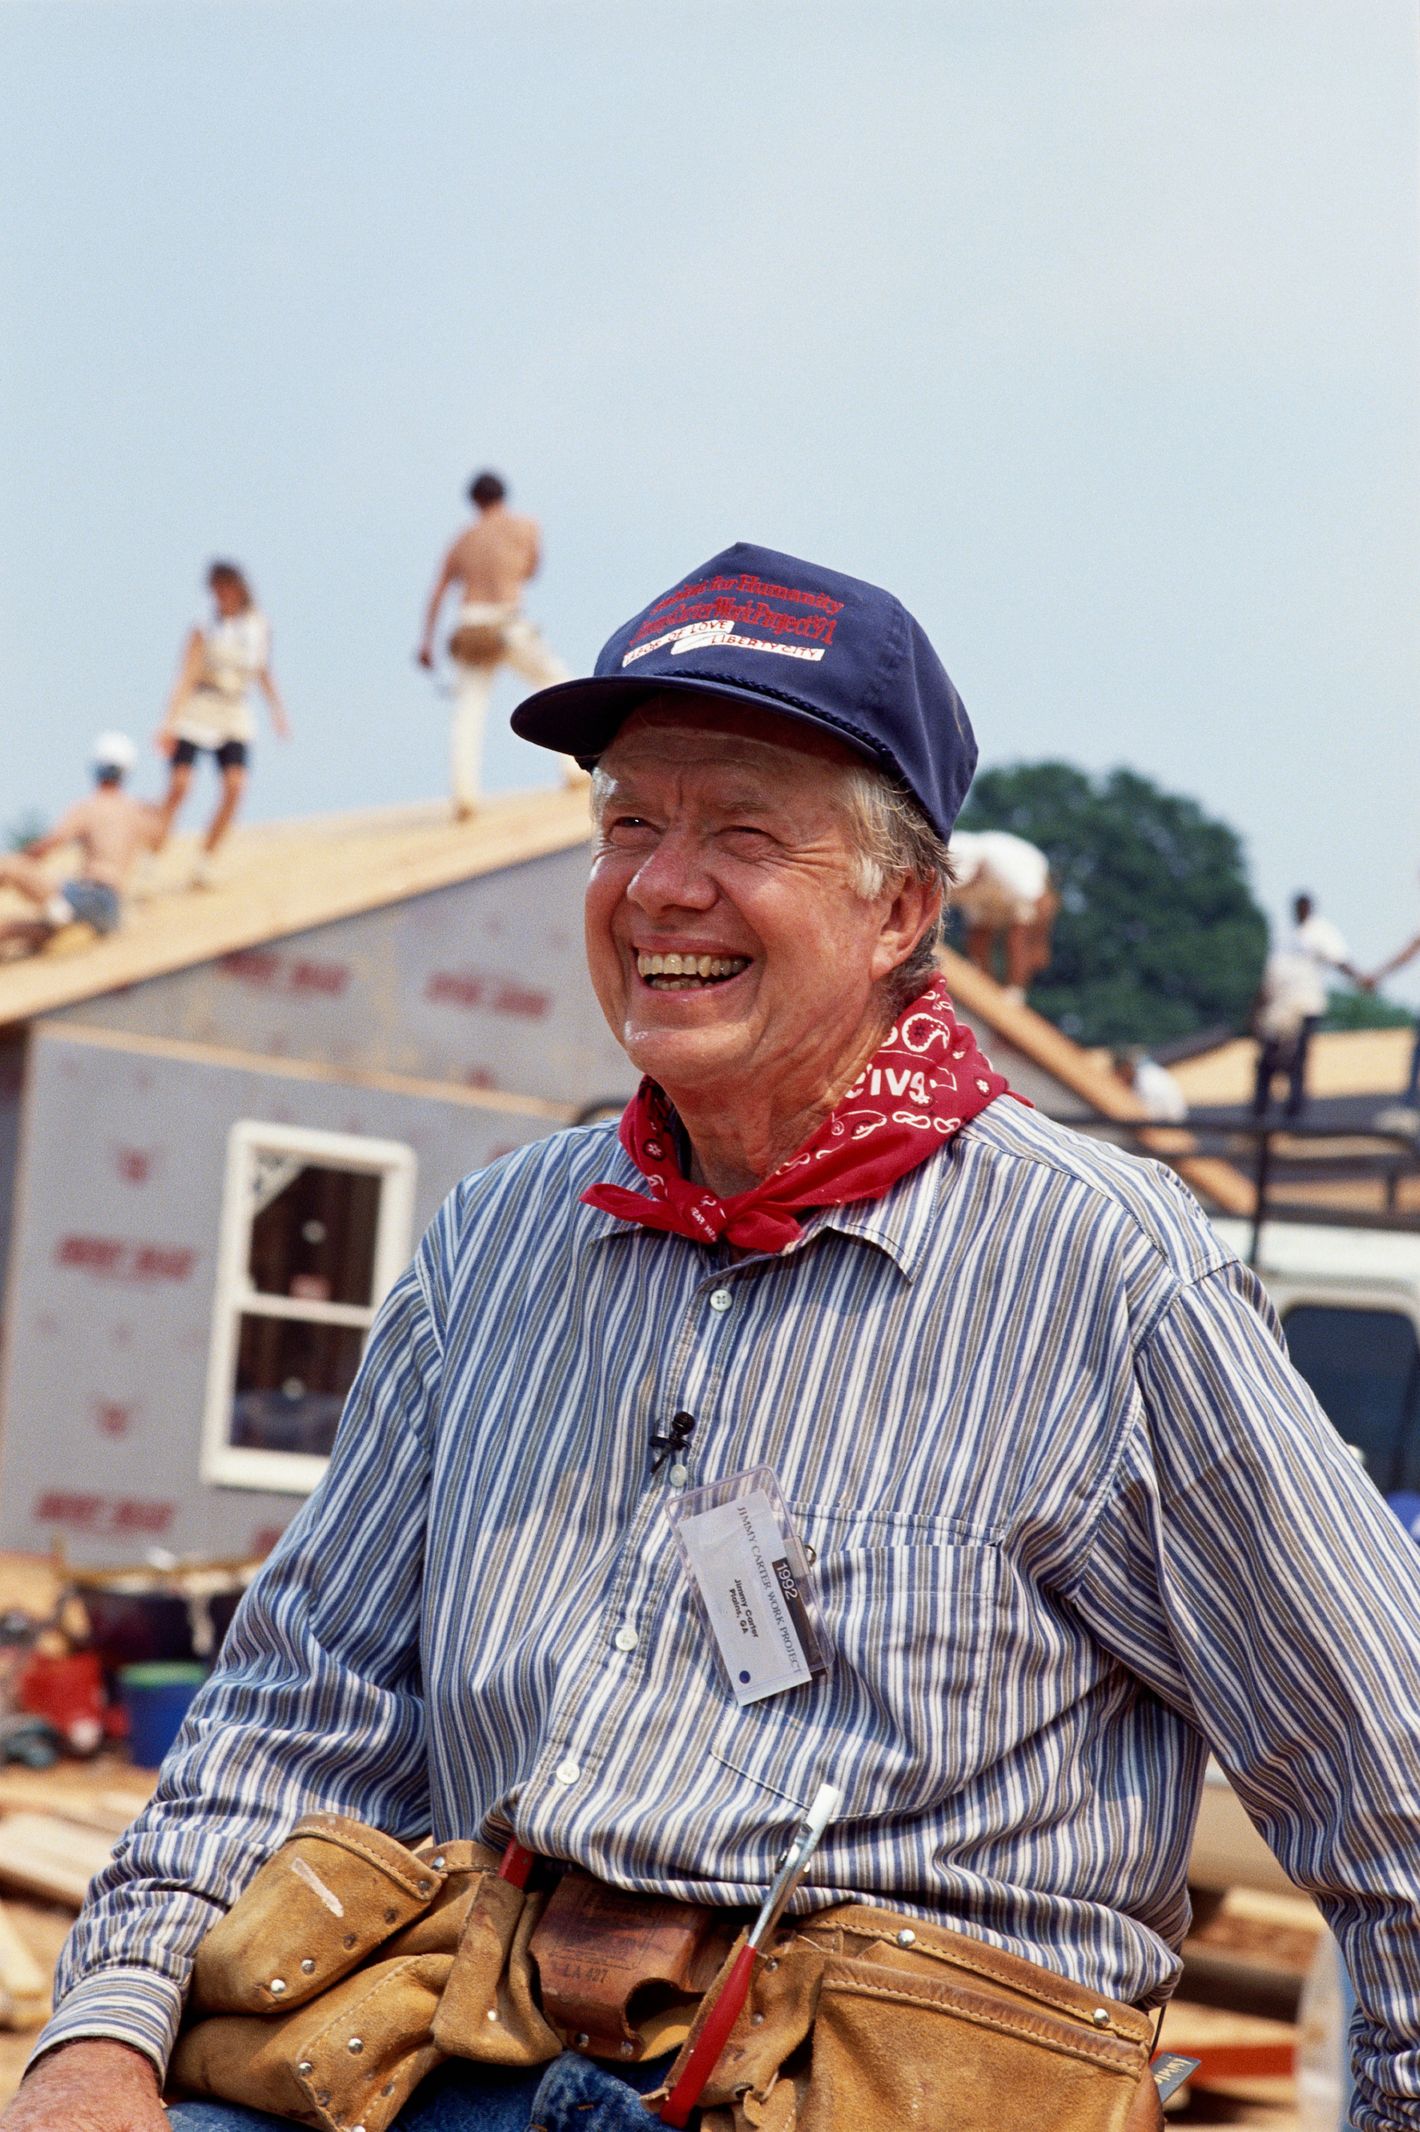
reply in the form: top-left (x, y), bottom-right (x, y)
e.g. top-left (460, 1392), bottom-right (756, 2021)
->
top-left (510, 672), bottom-right (883, 770)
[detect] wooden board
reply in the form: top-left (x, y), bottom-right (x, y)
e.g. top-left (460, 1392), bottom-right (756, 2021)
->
top-left (0, 1815), bottom-right (118, 1910)
top-left (0, 1774), bottom-right (151, 1839)
top-left (939, 946), bottom-right (1256, 1216)
top-left (0, 1901), bottom-right (47, 2030)
top-left (0, 1900), bottom-right (72, 2091)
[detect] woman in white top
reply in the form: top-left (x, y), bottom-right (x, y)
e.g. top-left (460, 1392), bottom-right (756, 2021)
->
top-left (154, 561), bottom-right (290, 885)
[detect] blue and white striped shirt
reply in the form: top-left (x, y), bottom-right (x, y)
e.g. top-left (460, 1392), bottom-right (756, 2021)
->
top-left (42, 1100), bottom-right (1420, 2128)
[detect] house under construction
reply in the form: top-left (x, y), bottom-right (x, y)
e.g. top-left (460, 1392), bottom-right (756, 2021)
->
top-left (0, 791), bottom-right (1261, 1566)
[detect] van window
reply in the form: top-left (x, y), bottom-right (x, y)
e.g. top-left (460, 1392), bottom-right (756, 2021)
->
top-left (1282, 1306), bottom-right (1420, 1492)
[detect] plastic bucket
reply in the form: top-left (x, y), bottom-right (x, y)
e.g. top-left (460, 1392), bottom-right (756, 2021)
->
top-left (118, 1661), bottom-right (207, 1768)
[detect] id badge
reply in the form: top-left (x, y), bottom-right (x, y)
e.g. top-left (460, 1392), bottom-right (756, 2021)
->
top-left (667, 1467), bottom-right (828, 1707)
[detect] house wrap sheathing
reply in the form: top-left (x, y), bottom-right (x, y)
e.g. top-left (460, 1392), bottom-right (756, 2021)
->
top-left (0, 790), bottom-right (1243, 1567)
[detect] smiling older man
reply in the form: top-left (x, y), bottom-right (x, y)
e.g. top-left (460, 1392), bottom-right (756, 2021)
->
top-left (15, 544), bottom-right (1420, 2132)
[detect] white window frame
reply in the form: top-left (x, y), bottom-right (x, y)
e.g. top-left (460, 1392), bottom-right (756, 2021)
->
top-left (202, 1120), bottom-right (417, 1495)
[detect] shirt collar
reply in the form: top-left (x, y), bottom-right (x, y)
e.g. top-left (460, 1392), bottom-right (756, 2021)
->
top-left (578, 1127), bottom-right (956, 1281)
top-left (793, 1147), bottom-right (949, 1279)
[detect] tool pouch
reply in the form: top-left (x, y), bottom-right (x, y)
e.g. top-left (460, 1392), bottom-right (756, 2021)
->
top-left (527, 1868), bottom-right (736, 2060)
top-left (171, 1818), bottom-right (559, 2132)
top-left (447, 621), bottom-right (507, 665)
top-left (171, 1820), bottom-right (1156, 2132)
top-left (652, 1905), bottom-right (1156, 2132)
top-left (187, 1815), bottom-right (448, 2016)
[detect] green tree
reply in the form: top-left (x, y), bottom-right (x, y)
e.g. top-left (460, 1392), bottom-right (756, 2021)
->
top-left (1322, 987), bottom-right (1413, 1032)
top-left (955, 762), bottom-right (1269, 1048)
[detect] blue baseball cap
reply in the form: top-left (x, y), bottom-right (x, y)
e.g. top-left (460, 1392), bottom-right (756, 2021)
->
top-left (510, 540), bottom-right (977, 843)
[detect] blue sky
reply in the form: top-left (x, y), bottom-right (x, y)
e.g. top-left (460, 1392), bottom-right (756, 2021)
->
top-left (3, 0), bottom-right (1418, 997)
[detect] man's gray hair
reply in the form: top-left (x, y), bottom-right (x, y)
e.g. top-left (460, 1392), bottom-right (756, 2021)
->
top-left (838, 765), bottom-right (953, 1013)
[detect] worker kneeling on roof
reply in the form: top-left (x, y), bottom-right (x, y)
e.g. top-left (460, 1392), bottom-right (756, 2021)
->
top-left (16, 543), bottom-right (1420, 2132)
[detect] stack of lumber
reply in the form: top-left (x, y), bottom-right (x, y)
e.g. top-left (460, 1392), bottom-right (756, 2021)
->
top-left (0, 1760), bottom-right (152, 2056)
top-left (0, 1557), bottom-right (152, 2052)
top-left (0, 1908), bottom-right (45, 2035)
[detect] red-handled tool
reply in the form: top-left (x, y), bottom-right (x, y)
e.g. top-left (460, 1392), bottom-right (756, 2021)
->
top-left (660, 1782), bottom-right (840, 2129)
top-left (499, 1837), bottom-right (537, 1889)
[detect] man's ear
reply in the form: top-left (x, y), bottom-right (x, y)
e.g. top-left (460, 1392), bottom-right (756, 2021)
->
top-left (871, 877), bottom-right (943, 983)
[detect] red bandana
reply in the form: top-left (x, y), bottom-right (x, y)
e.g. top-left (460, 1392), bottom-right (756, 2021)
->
top-left (582, 976), bottom-right (1014, 1254)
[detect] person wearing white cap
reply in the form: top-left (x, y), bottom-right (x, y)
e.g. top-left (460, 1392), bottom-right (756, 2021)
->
top-left (0, 733), bottom-right (161, 957)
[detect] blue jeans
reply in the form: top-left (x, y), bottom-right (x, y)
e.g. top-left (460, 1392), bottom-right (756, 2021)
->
top-left (167, 2049), bottom-right (672, 2130)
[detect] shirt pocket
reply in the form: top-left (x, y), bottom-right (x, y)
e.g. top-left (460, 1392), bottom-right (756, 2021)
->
top-left (730, 1505), bottom-right (1006, 1824)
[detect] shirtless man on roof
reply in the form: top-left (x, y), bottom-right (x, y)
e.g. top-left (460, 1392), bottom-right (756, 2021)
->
top-left (416, 470), bottom-right (578, 817)
top-left (947, 827), bottom-right (1059, 1001)
top-left (0, 734), bottom-right (161, 958)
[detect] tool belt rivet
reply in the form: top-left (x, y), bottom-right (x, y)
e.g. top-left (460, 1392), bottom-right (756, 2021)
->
top-left (347, 2036), bottom-right (364, 2055)
top-left (1091, 2008), bottom-right (1111, 2028)
top-left (896, 1929), bottom-right (916, 1947)
top-left (300, 1959), bottom-right (315, 1974)
top-left (269, 1978), bottom-right (286, 1995)
top-left (296, 2061), bottom-right (313, 2077)
top-left (575, 2031), bottom-right (590, 2049)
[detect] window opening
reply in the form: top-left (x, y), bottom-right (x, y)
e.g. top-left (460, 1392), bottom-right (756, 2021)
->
top-left (203, 1122), bottom-right (416, 1494)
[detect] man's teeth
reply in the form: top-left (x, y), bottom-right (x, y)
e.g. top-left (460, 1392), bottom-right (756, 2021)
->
top-left (637, 952), bottom-right (749, 988)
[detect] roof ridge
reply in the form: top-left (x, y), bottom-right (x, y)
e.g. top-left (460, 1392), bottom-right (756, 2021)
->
top-left (0, 785), bottom-right (591, 1033)
top-left (938, 946), bottom-right (1253, 1217)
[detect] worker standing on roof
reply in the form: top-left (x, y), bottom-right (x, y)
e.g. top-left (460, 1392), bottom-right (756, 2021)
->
top-left (1363, 881), bottom-right (1420, 1111)
top-left (1251, 892), bottom-right (1365, 1122)
top-left (0, 734), bottom-right (161, 958)
top-left (153, 561), bottom-right (291, 889)
top-left (416, 469), bottom-right (580, 818)
top-left (947, 826), bottom-right (1058, 1001)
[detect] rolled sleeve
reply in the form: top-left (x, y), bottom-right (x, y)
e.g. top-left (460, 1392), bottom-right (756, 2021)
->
top-left (36, 1212), bottom-right (452, 2077)
top-left (1071, 1260), bottom-right (1420, 2132)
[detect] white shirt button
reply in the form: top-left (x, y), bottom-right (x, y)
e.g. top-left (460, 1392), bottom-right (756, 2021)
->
top-left (613, 1626), bottom-right (638, 1652)
top-left (554, 1758), bottom-right (581, 1786)
top-left (668, 1463), bottom-right (690, 1489)
top-left (709, 1288), bottom-right (733, 1313)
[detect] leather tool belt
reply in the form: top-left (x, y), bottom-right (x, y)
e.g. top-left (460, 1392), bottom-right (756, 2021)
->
top-left (447, 620), bottom-right (508, 665)
top-left (169, 1813), bottom-right (1159, 2132)
top-left (529, 1868), bottom-right (742, 2061)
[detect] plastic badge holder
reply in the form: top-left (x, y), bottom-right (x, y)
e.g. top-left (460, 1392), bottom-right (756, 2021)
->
top-left (667, 1466), bottom-right (829, 1706)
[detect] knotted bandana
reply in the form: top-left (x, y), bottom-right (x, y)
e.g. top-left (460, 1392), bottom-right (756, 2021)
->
top-left (582, 976), bottom-right (1013, 1254)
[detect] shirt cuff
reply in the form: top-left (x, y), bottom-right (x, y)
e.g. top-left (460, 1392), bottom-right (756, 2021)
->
top-left (29, 1965), bottom-right (186, 2081)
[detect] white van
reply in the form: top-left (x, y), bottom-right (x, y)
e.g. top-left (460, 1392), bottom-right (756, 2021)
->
top-left (1189, 1215), bottom-right (1420, 1893)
